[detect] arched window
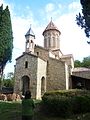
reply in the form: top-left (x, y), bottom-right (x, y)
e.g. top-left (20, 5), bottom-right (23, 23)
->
top-left (53, 37), bottom-right (55, 47)
top-left (26, 40), bottom-right (29, 49)
top-left (31, 40), bottom-right (33, 48)
top-left (44, 38), bottom-right (47, 48)
top-left (41, 76), bottom-right (45, 96)
top-left (37, 52), bottom-right (39, 56)
top-left (25, 61), bottom-right (28, 68)
top-left (48, 37), bottom-right (51, 47)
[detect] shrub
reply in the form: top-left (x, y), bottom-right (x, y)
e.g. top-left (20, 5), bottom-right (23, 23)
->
top-left (42, 89), bottom-right (90, 117)
top-left (71, 95), bottom-right (90, 113)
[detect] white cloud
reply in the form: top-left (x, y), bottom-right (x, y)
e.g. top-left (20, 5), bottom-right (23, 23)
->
top-left (58, 4), bottom-right (62, 9)
top-left (45, 3), bottom-right (55, 13)
top-left (3, 0), bottom-right (90, 76)
top-left (55, 12), bottom-right (90, 61)
top-left (68, 2), bottom-right (81, 11)
top-left (0, 0), bottom-right (3, 5)
top-left (43, 3), bottom-right (63, 21)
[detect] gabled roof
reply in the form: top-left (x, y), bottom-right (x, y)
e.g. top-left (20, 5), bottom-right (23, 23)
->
top-left (42, 20), bottom-right (61, 35)
top-left (25, 27), bottom-right (35, 38)
top-left (16, 52), bottom-right (37, 61)
top-left (73, 67), bottom-right (90, 72)
top-left (52, 49), bottom-right (63, 55)
top-left (35, 45), bottom-right (49, 51)
top-left (15, 52), bottom-right (47, 62)
top-left (61, 54), bottom-right (74, 59)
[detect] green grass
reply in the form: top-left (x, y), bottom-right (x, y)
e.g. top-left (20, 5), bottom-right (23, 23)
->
top-left (0, 101), bottom-right (21, 120)
top-left (0, 101), bottom-right (90, 120)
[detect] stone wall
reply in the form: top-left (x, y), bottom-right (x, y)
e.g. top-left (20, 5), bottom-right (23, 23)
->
top-left (43, 30), bottom-right (60, 50)
top-left (52, 49), bottom-right (63, 57)
top-left (14, 54), bottom-right (38, 98)
top-left (34, 45), bottom-right (49, 61)
top-left (36, 58), bottom-right (47, 99)
top-left (46, 57), bottom-right (66, 91)
top-left (61, 55), bottom-right (74, 69)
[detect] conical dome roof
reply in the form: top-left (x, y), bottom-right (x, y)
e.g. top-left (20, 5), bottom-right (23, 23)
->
top-left (43, 20), bottom-right (61, 35)
top-left (25, 27), bottom-right (35, 38)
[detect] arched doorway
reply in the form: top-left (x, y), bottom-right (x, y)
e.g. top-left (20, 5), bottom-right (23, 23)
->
top-left (22, 76), bottom-right (30, 95)
top-left (41, 76), bottom-right (46, 96)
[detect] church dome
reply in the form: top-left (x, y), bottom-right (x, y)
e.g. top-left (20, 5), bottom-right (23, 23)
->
top-left (25, 27), bottom-right (35, 38)
top-left (43, 20), bottom-right (61, 35)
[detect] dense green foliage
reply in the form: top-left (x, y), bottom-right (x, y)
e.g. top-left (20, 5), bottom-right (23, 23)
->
top-left (42, 89), bottom-right (90, 117)
top-left (3, 79), bottom-right (14, 87)
top-left (74, 60), bottom-right (82, 67)
top-left (3, 72), bottom-right (14, 87)
top-left (76, 0), bottom-right (90, 38)
top-left (0, 4), bottom-right (13, 73)
top-left (74, 56), bottom-right (90, 68)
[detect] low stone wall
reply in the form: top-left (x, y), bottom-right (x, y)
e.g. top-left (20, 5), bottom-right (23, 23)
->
top-left (0, 93), bottom-right (21, 101)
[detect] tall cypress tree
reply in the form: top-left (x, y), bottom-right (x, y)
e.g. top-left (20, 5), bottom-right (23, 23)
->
top-left (76, 0), bottom-right (90, 38)
top-left (0, 5), bottom-right (13, 75)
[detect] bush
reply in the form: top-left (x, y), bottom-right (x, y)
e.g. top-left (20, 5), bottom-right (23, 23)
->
top-left (72, 95), bottom-right (90, 113)
top-left (42, 89), bottom-right (90, 117)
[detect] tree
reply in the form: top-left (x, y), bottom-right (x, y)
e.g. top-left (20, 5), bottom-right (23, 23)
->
top-left (3, 72), bottom-right (14, 88)
top-left (74, 56), bottom-right (90, 68)
top-left (0, 5), bottom-right (13, 77)
top-left (82, 56), bottom-right (90, 68)
top-left (7, 72), bottom-right (14, 79)
top-left (76, 0), bottom-right (90, 38)
top-left (74, 60), bottom-right (82, 67)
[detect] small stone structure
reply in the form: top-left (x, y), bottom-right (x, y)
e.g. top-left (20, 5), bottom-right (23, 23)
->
top-left (15, 20), bottom-right (90, 100)
top-left (72, 67), bottom-right (90, 90)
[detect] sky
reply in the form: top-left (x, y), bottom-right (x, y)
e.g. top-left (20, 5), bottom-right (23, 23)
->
top-left (0, 0), bottom-right (90, 77)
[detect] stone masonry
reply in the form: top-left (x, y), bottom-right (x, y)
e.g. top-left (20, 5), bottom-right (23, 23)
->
top-left (14, 20), bottom-right (74, 99)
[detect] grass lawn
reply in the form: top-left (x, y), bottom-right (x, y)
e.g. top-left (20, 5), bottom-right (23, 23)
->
top-left (0, 101), bottom-right (21, 120)
top-left (0, 101), bottom-right (90, 120)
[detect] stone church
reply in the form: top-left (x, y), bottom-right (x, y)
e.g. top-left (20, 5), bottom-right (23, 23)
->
top-left (14, 20), bottom-right (90, 99)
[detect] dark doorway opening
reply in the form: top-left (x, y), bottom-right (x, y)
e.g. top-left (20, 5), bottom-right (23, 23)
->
top-left (71, 75), bottom-right (90, 90)
top-left (22, 76), bottom-right (30, 95)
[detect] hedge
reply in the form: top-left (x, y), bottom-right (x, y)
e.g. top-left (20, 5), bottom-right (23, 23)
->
top-left (42, 89), bottom-right (90, 117)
